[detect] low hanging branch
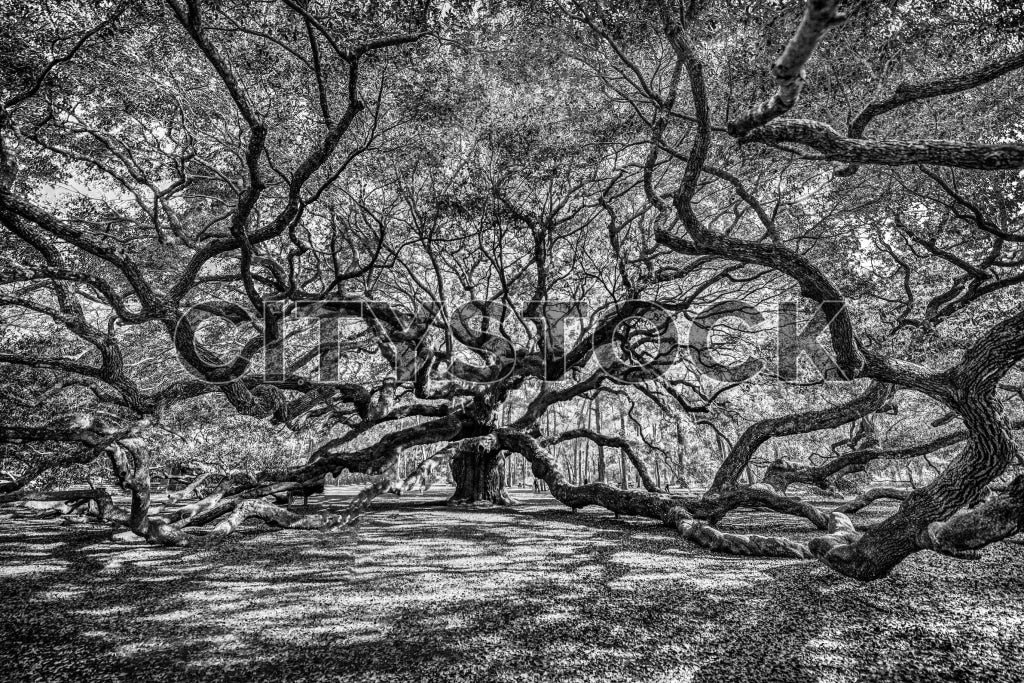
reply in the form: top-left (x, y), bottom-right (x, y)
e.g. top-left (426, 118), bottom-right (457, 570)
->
top-left (209, 498), bottom-right (357, 537)
top-left (165, 471), bottom-right (220, 504)
top-left (674, 517), bottom-right (816, 559)
top-left (0, 402), bottom-right (480, 546)
top-left (760, 426), bottom-right (1002, 493)
top-left (210, 446), bottom-right (457, 537)
top-left (688, 485), bottom-right (829, 530)
top-left (0, 487), bottom-right (110, 506)
top-left (497, 428), bottom-right (830, 560)
top-left (171, 445), bottom-right (457, 541)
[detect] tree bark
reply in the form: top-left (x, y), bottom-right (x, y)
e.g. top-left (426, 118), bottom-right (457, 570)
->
top-left (448, 436), bottom-right (516, 506)
top-left (594, 397), bottom-right (606, 483)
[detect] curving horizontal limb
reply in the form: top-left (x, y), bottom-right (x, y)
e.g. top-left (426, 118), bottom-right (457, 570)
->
top-left (173, 445), bottom-right (457, 540)
top-left (0, 488), bottom-right (110, 506)
top-left (210, 498), bottom-right (358, 537)
top-left (497, 428), bottom-right (832, 560)
top-left (0, 485), bottom-right (187, 545)
top-left (759, 420), bottom-right (1024, 493)
top-left (675, 518), bottom-right (815, 559)
top-left (833, 487), bottom-right (910, 514)
top-left (172, 472), bottom-right (220, 501)
top-left (691, 485), bottom-right (830, 530)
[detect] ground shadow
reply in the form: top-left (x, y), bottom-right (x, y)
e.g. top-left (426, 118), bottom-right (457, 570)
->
top-left (1, 489), bottom-right (1022, 682)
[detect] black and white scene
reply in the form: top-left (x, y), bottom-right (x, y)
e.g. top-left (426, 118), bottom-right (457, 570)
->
top-left (2, 0), bottom-right (1024, 680)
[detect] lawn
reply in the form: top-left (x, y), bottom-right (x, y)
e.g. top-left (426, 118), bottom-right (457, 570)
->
top-left (1, 487), bottom-right (1022, 682)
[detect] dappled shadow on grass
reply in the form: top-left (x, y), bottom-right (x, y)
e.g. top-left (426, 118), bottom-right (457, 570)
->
top-left (1, 490), bottom-right (1023, 682)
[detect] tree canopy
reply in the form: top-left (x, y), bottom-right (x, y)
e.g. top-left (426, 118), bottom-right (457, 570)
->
top-left (2, 0), bottom-right (1024, 581)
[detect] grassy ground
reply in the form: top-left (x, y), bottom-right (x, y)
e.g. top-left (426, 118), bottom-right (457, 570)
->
top-left (1, 486), bottom-right (1023, 682)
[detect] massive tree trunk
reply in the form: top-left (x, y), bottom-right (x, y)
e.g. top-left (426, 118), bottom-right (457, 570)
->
top-left (812, 396), bottom-right (1020, 578)
top-left (448, 436), bottom-right (516, 506)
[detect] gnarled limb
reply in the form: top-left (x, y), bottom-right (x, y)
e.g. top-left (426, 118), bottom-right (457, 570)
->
top-left (0, 488), bottom-right (109, 506)
top-left (814, 394), bottom-right (1023, 579)
top-left (498, 427), bottom-right (675, 518)
top-left (324, 446), bottom-right (455, 516)
top-left (498, 428), bottom-right (830, 560)
top-left (808, 511), bottom-right (862, 559)
top-left (166, 471), bottom-right (220, 504)
top-left (723, 2), bottom-right (1024, 172)
top-left (741, 119), bottom-right (1024, 171)
top-left (711, 381), bottom-right (895, 492)
top-left (691, 485), bottom-right (829, 530)
top-left (0, 485), bottom-right (187, 545)
top-left (210, 498), bottom-right (357, 537)
top-left (162, 444), bottom-right (457, 540)
top-left (675, 518), bottom-right (815, 559)
top-left (834, 487), bottom-right (910, 514)
top-left (656, 5), bottom-right (1024, 579)
top-left (759, 422), bottom-right (1022, 493)
top-left (161, 490), bottom-right (228, 525)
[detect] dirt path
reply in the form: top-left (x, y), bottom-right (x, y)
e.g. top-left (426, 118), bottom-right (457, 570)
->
top-left (1, 488), bottom-right (1022, 682)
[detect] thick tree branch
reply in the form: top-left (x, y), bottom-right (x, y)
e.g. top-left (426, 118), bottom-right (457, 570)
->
top-left (727, 0), bottom-right (845, 137)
